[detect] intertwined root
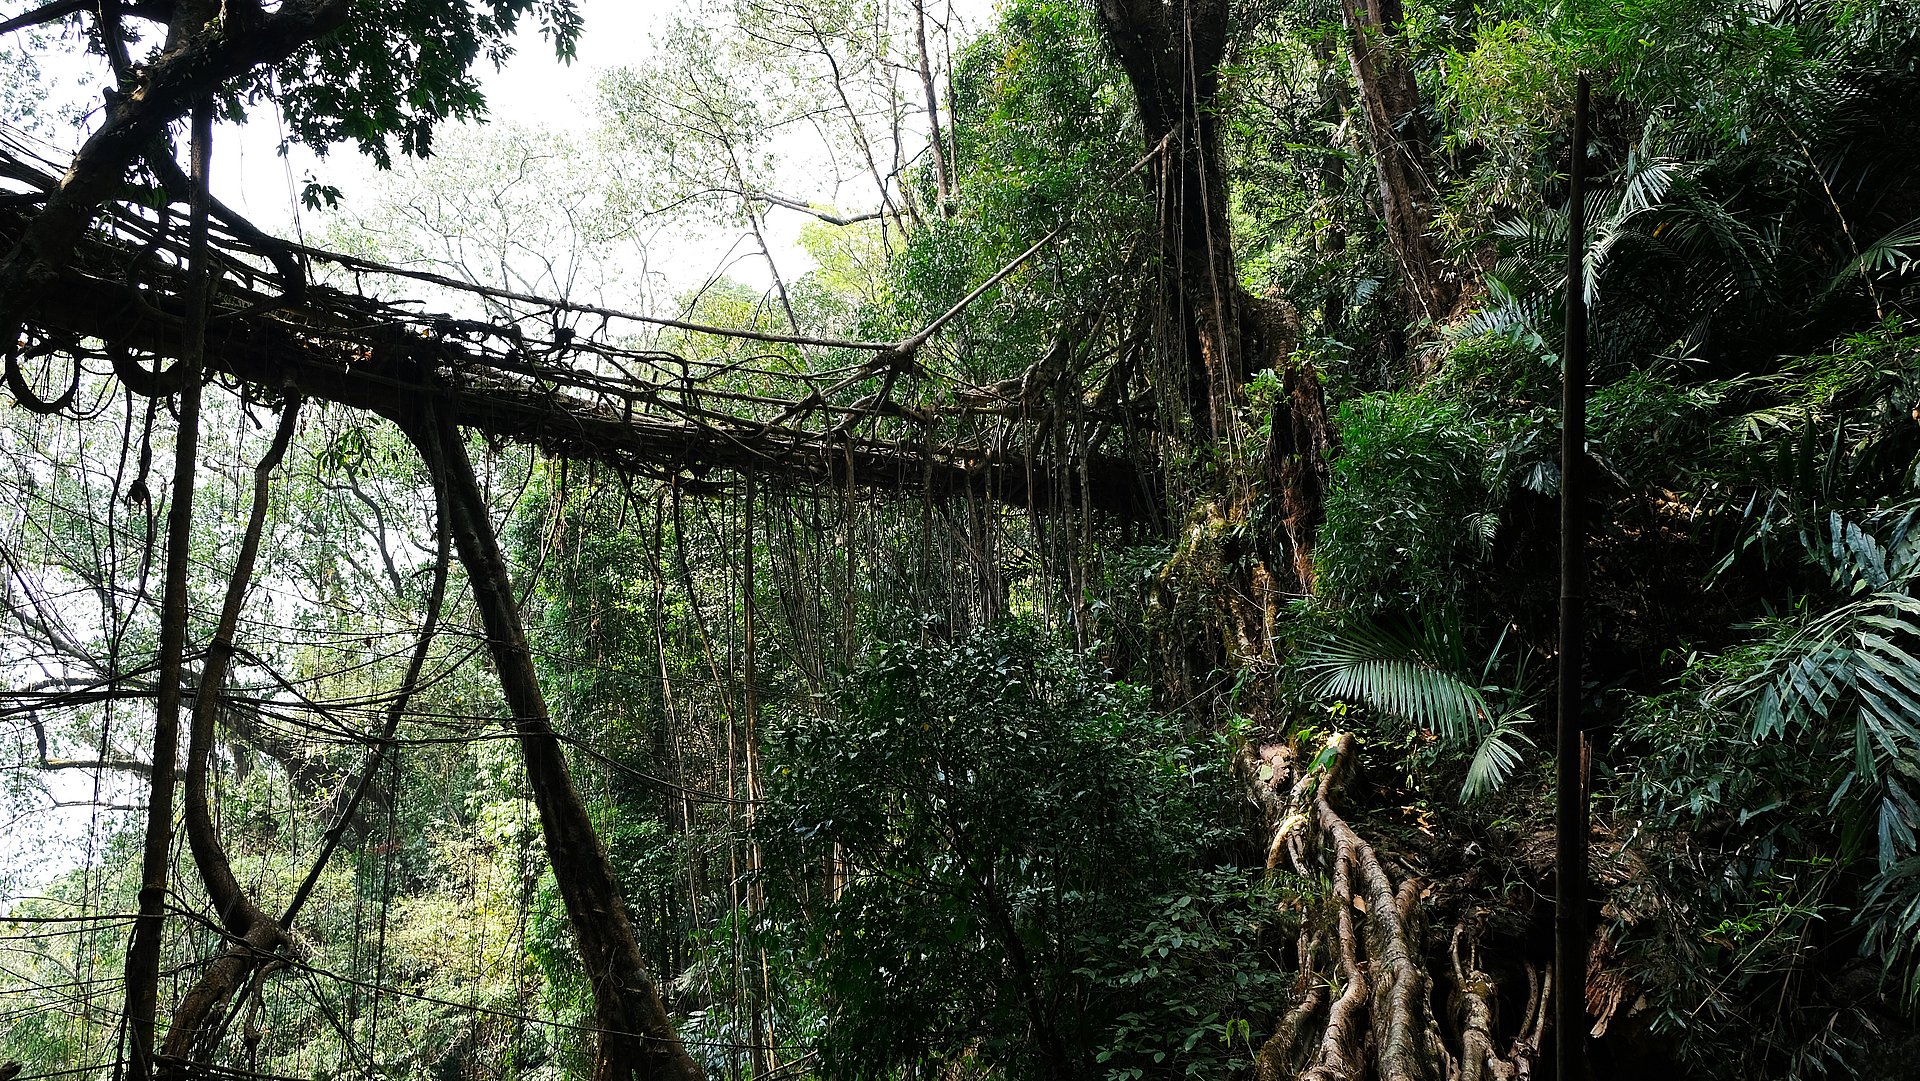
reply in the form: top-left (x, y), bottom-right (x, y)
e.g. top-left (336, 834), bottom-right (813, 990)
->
top-left (1452, 929), bottom-right (1548, 1081)
top-left (1252, 735), bottom-right (1543, 1081)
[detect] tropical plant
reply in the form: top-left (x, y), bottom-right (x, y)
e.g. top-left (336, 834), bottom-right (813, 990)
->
top-left (1300, 613), bottom-right (1537, 801)
top-left (1658, 503), bottom-right (1920, 1021)
top-left (1314, 385), bottom-right (1549, 613)
top-left (760, 624), bottom-right (1282, 1080)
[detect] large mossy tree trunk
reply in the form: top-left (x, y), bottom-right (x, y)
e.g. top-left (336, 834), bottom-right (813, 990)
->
top-left (1339, 0), bottom-right (1457, 326)
top-left (406, 401), bottom-right (704, 1081)
top-left (1094, 0), bottom-right (1330, 621)
top-left (1095, 0), bottom-right (1256, 442)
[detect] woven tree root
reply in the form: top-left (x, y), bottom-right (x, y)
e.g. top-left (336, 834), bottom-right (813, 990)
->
top-left (158, 399), bottom-right (450, 1074)
top-left (1252, 734), bottom-right (1543, 1081)
top-left (1452, 928), bottom-right (1548, 1081)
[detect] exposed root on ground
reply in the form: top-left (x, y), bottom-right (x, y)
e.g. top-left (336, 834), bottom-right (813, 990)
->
top-left (1451, 927), bottom-right (1547, 1081)
top-left (1251, 734), bottom-right (1544, 1081)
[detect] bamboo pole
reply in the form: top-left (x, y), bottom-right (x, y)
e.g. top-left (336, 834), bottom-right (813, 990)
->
top-left (1555, 71), bottom-right (1591, 1081)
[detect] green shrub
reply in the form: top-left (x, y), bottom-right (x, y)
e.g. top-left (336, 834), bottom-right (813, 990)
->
top-left (1317, 392), bottom-right (1514, 611)
top-left (761, 625), bottom-right (1288, 1080)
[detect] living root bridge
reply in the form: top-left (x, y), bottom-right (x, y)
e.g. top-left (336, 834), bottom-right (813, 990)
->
top-left (0, 201), bottom-right (1162, 525)
top-left (1254, 735), bottom-right (1545, 1081)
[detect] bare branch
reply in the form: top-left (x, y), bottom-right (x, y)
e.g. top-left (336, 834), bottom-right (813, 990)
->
top-left (749, 190), bottom-right (884, 226)
top-left (0, 0), bottom-right (89, 35)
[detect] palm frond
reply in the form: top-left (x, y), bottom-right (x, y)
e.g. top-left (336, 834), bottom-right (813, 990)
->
top-left (1824, 217), bottom-right (1920, 301)
top-left (1617, 155), bottom-right (1683, 220)
top-left (1729, 589), bottom-right (1920, 870)
top-left (1461, 712), bottom-right (1535, 801)
top-left (1301, 615), bottom-right (1490, 742)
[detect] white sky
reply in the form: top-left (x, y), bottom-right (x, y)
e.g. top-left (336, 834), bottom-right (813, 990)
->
top-left (7, 0), bottom-right (987, 304)
top-left (215, 0), bottom-right (988, 300)
top-left (214, 1), bottom-right (672, 228)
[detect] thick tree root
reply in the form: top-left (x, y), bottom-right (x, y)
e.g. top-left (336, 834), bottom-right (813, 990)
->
top-left (1452, 928), bottom-right (1546, 1081)
top-left (409, 403), bottom-right (704, 1081)
top-left (159, 921), bottom-right (288, 1071)
top-left (1252, 734), bottom-right (1541, 1081)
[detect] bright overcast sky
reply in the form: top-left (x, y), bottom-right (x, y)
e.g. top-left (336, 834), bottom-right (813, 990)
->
top-left (5, 0), bottom-right (990, 304)
top-left (214, 0), bottom-right (676, 235)
top-left (229, 0), bottom-right (984, 297)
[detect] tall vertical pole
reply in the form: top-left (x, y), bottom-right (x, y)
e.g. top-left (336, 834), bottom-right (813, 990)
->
top-left (1555, 72), bottom-right (1591, 1081)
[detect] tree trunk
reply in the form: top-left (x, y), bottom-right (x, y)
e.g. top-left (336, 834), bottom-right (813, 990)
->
top-left (163, 400), bottom-right (302, 1070)
top-left (913, 0), bottom-right (953, 214)
top-left (406, 400), bottom-right (705, 1081)
top-left (1095, 0), bottom-right (1249, 440)
top-left (121, 99), bottom-right (213, 1081)
top-left (1339, 0), bottom-right (1456, 325)
top-left (1093, 0), bottom-right (1329, 598)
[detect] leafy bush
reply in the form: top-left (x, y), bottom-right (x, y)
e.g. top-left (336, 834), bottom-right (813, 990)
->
top-left (761, 626), bottom-right (1287, 1080)
top-left (1317, 392), bottom-right (1517, 611)
top-left (1610, 503), bottom-right (1920, 1076)
top-left (1613, 677), bottom-right (1881, 1079)
top-left (1588, 367), bottom-right (1721, 487)
top-left (1430, 333), bottom-right (1555, 406)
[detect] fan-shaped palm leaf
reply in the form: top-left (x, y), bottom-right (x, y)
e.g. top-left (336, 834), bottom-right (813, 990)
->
top-left (1301, 615), bottom-right (1490, 742)
top-left (1303, 615), bottom-right (1541, 802)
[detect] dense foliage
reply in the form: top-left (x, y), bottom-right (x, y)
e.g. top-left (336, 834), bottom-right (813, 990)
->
top-left (762, 628), bottom-right (1283, 1079)
top-left (8, 0), bottom-right (1920, 1077)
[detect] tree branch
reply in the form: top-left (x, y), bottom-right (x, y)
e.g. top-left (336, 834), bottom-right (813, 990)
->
top-left (0, 0), bottom-right (350, 329)
top-left (0, 0), bottom-right (90, 35)
top-left (32, 712), bottom-right (151, 776)
top-left (749, 190), bottom-right (884, 226)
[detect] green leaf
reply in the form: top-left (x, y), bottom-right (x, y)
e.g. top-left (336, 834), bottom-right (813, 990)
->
top-left (1301, 613), bottom-right (1492, 742)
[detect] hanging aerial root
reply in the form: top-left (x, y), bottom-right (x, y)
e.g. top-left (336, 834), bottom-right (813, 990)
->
top-left (162, 392), bottom-right (457, 1070)
top-left (1252, 733), bottom-right (1541, 1081)
top-left (165, 400), bottom-right (303, 1066)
